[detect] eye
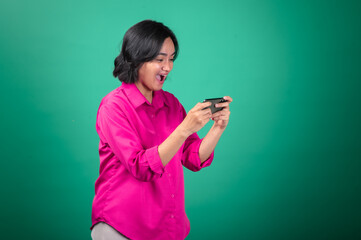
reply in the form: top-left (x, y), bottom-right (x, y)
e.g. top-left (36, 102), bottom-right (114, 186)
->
top-left (170, 58), bottom-right (175, 62)
top-left (156, 59), bottom-right (163, 62)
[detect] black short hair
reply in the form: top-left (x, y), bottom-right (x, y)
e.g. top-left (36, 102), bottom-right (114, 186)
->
top-left (113, 20), bottom-right (179, 83)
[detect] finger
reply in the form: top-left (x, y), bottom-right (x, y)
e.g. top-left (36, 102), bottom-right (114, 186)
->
top-left (198, 115), bottom-right (210, 125)
top-left (193, 107), bottom-right (211, 119)
top-left (200, 113), bottom-right (212, 123)
top-left (215, 97), bottom-right (232, 108)
top-left (211, 111), bottom-right (223, 118)
top-left (212, 109), bottom-right (229, 118)
top-left (213, 111), bottom-right (230, 119)
top-left (193, 101), bottom-right (212, 111)
top-left (212, 117), bottom-right (222, 122)
top-left (200, 107), bottom-right (212, 116)
top-left (213, 116), bottom-right (229, 121)
top-left (195, 109), bottom-right (211, 120)
top-left (223, 96), bottom-right (233, 103)
top-left (215, 102), bottom-right (229, 108)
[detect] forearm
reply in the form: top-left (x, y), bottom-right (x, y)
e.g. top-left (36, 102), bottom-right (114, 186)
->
top-left (199, 125), bottom-right (225, 162)
top-left (159, 100), bottom-right (218, 167)
top-left (158, 124), bottom-right (191, 167)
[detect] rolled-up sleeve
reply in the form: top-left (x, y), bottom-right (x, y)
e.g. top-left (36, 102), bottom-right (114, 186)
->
top-left (97, 103), bottom-right (164, 181)
top-left (181, 133), bottom-right (214, 171)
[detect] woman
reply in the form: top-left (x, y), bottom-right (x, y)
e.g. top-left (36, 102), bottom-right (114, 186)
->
top-left (90, 20), bottom-right (232, 240)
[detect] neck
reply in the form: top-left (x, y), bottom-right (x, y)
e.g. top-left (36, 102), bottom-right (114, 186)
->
top-left (145, 92), bottom-right (153, 104)
top-left (135, 82), bottom-right (153, 104)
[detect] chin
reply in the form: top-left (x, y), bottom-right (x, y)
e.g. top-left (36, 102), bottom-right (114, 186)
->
top-left (153, 84), bottom-right (164, 91)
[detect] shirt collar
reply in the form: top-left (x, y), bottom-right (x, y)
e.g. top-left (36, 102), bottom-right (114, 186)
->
top-left (121, 83), bottom-right (168, 109)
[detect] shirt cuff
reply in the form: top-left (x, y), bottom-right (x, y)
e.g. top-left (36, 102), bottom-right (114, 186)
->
top-left (197, 138), bottom-right (214, 168)
top-left (187, 138), bottom-right (214, 170)
top-left (144, 145), bottom-right (165, 176)
top-left (200, 148), bottom-right (214, 168)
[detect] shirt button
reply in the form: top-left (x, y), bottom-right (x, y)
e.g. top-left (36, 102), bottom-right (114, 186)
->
top-left (171, 194), bottom-right (175, 198)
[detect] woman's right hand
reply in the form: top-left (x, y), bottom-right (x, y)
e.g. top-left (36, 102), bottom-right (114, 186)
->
top-left (179, 102), bottom-right (212, 136)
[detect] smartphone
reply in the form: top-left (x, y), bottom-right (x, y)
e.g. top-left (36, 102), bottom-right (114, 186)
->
top-left (202, 98), bottom-right (227, 114)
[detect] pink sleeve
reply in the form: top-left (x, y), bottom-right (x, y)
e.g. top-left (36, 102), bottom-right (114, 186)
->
top-left (179, 103), bottom-right (214, 171)
top-left (96, 103), bottom-right (165, 182)
top-left (181, 133), bottom-right (214, 171)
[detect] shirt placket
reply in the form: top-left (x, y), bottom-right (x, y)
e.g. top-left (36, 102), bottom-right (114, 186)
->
top-left (151, 106), bottom-right (177, 239)
top-left (165, 167), bottom-right (176, 239)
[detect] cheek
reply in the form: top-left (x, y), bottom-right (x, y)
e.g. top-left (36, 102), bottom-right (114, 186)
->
top-left (139, 64), bottom-right (153, 78)
top-left (148, 62), bottom-right (160, 72)
top-left (138, 64), bottom-right (147, 78)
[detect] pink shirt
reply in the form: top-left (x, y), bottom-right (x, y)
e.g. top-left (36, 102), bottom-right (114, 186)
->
top-left (91, 83), bottom-right (214, 240)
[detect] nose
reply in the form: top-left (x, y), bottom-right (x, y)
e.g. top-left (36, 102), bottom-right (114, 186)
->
top-left (162, 60), bottom-right (172, 72)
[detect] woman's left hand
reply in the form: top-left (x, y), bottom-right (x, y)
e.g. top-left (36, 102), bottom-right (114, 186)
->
top-left (211, 96), bottom-right (232, 130)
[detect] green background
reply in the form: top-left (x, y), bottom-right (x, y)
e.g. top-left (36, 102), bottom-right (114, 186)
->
top-left (1, 0), bottom-right (360, 239)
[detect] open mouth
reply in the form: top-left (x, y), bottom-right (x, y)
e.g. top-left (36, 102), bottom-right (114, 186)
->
top-left (156, 74), bottom-right (166, 82)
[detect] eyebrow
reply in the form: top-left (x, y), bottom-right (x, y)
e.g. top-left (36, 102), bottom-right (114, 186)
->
top-left (158, 52), bottom-right (176, 57)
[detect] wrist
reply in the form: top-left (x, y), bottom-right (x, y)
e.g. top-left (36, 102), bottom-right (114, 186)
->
top-left (211, 122), bottom-right (227, 132)
top-left (177, 123), bottom-right (193, 138)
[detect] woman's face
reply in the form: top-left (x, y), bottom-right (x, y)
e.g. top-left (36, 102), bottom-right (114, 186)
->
top-left (136, 37), bottom-right (175, 100)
